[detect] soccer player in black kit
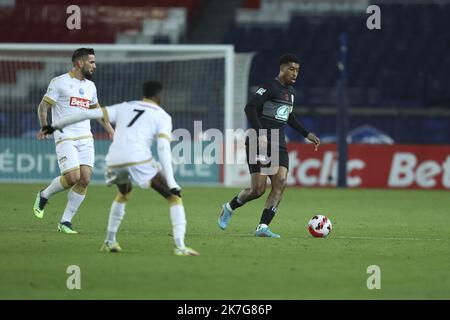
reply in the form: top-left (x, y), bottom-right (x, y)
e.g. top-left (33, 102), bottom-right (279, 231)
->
top-left (218, 54), bottom-right (321, 238)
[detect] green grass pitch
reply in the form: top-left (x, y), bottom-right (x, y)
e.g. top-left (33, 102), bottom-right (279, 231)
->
top-left (1, 183), bottom-right (449, 299)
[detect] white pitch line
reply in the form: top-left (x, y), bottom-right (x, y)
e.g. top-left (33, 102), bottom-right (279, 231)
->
top-left (185, 232), bottom-right (447, 241)
top-left (328, 235), bottom-right (444, 241)
top-left (0, 228), bottom-right (447, 242)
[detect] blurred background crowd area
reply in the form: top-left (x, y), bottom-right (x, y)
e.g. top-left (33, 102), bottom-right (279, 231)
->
top-left (0, 0), bottom-right (449, 144)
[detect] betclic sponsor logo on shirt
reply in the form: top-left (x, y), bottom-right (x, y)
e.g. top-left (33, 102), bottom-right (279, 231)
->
top-left (69, 96), bottom-right (90, 109)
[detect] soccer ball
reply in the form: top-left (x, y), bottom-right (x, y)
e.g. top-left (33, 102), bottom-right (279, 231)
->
top-left (307, 215), bottom-right (332, 238)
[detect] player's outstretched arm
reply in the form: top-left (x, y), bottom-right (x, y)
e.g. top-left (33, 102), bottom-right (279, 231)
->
top-left (42, 108), bottom-right (106, 135)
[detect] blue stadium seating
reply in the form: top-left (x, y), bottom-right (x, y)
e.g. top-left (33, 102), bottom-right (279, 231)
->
top-left (224, 3), bottom-right (450, 143)
top-left (226, 4), bottom-right (450, 110)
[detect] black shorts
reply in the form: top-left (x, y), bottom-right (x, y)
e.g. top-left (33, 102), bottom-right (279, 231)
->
top-left (245, 142), bottom-right (289, 174)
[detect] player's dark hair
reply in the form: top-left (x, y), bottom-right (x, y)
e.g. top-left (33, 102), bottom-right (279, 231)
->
top-left (279, 53), bottom-right (300, 66)
top-left (71, 48), bottom-right (95, 62)
top-left (143, 81), bottom-right (163, 99)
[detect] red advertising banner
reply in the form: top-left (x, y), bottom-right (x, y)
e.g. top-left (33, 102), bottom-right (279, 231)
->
top-left (286, 143), bottom-right (450, 190)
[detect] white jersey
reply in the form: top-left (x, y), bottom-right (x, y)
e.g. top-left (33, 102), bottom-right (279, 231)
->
top-left (43, 71), bottom-right (98, 143)
top-left (103, 99), bottom-right (172, 167)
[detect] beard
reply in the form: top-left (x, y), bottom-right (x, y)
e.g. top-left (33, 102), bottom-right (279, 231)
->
top-left (82, 69), bottom-right (94, 80)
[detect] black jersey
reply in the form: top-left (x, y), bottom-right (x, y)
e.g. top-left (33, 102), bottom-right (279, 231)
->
top-left (246, 78), bottom-right (296, 146)
top-left (247, 78), bottom-right (295, 130)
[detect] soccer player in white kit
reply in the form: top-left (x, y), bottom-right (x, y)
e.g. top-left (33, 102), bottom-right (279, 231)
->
top-left (33, 48), bottom-right (114, 234)
top-left (42, 81), bottom-right (199, 256)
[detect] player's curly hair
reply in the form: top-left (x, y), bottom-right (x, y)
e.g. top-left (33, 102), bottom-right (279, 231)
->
top-left (279, 53), bottom-right (300, 66)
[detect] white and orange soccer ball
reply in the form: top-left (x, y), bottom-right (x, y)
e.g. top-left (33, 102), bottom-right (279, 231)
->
top-left (307, 215), bottom-right (333, 238)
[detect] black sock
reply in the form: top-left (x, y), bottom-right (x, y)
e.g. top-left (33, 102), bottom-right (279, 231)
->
top-left (229, 195), bottom-right (244, 210)
top-left (259, 207), bottom-right (277, 225)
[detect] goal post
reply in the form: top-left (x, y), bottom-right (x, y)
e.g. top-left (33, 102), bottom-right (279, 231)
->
top-left (0, 43), bottom-right (253, 185)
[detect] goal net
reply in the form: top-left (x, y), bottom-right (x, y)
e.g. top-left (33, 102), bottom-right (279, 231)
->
top-left (0, 44), bottom-right (253, 185)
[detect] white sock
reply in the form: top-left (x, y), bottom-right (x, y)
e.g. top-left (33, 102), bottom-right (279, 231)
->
top-left (60, 189), bottom-right (85, 223)
top-left (170, 204), bottom-right (186, 248)
top-left (41, 176), bottom-right (67, 199)
top-left (257, 223), bottom-right (268, 231)
top-left (106, 201), bottom-right (126, 244)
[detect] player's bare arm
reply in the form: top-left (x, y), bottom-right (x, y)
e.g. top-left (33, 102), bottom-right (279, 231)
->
top-left (36, 99), bottom-right (53, 140)
top-left (91, 103), bottom-right (115, 140)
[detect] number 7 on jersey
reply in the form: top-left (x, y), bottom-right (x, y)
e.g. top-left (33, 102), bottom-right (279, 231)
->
top-left (127, 109), bottom-right (145, 127)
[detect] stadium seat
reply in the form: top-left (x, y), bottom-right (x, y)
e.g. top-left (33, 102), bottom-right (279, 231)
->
top-left (229, 2), bottom-right (450, 110)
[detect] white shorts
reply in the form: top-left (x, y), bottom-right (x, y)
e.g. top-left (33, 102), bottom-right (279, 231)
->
top-left (104, 160), bottom-right (161, 189)
top-left (55, 139), bottom-right (95, 174)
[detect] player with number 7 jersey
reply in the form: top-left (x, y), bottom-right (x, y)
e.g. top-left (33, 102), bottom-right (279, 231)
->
top-left (103, 99), bottom-right (171, 169)
top-left (42, 81), bottom-right (199, 257)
